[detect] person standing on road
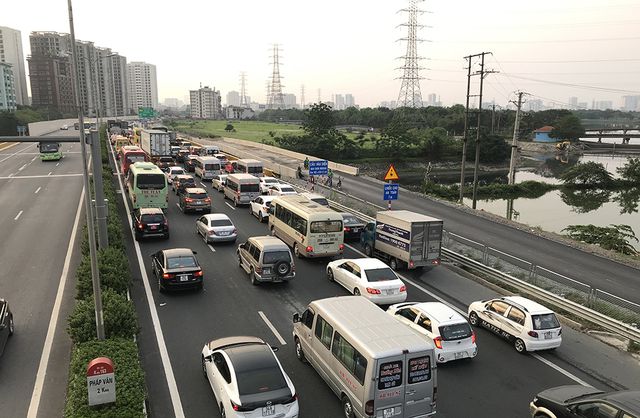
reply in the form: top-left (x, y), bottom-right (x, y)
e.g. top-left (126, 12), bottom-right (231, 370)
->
top-left (327, 168), bottom-right (334, 188)
top-left (303, 157), bottom-right (309, 170)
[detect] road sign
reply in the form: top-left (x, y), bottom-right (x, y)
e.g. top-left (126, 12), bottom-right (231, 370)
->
top-left (384, 183), bottom-right (399, 201)
top-left (138, 107), bottom-right (155, 118)
top-left (308, 160), bottom-right (328, 176)
top-left (87, 357), bottom-right (116, 406)
top-left (384, 164), bottom-right (399, 181)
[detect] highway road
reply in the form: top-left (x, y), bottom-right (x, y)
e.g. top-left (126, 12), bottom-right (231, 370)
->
top-left (110, 145), bottom-right (639, 417)
top-left (0, 132), bottom-right (84, 417)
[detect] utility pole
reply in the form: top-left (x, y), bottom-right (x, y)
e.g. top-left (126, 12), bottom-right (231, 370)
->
top-left (471, 52), bottom-right (495, 210)
top-left (508, 91), bottom-right (526, 185)
top-left (459, 56), bottom-right (473, 203)
top-left (67, 0), bottom-right (105, 340)
top-left (300, 85), bottom-right (305, 110)
top-left (91, 129), bottom-right (109, 249)
top-left (491, 104), bottom-right (496, 134)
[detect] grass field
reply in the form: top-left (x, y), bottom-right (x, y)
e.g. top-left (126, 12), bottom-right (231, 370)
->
top-left (170, 120), bottom-right (302, 143)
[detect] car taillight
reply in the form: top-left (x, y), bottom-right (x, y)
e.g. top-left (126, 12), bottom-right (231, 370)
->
top-left (164, 220), bottom-right (168, 227)
top-left (365, 400), bottom-right (374, 415)
top-left (291, 264), bottom-right (295, 272)
top-left (232, 228), bottom-right (237, 234)
top-left (256, 267), bottom-right (262, 274)
top-left (339, 244), bottom-right (344, 251)
top-left (185, 197), bottom-right (193, 203)
top-left (137, 223), bottom-right (144, 230)
top-left (204, 197), bottom-right (211, 203)
top-left (209, 230), bottom-right (217, 235)
top-left (409, 260), bottom-right (415, 268)
top-left (471, 331), bottom-right (476, 344)
top-left (433, 336), bottom-right (443, 349)
top-left (305, 246), bottom-right (313, 253)
top-left (528, 330), bottom-right (539, 338)
top-left (162, 273), bottom-right (174, 279)
top-left (344, 227), bottom-right (351, 232)
top-left (366, 287), bottom-right (381, 295)
top-left (432, 258), bottom-right (441, 265)
top-left (399, 285), bottom-right (406, 292)
top-left (194, 270), bottom-right (203, 277)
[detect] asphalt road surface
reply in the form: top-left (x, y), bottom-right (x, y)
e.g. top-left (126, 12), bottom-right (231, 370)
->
top-left (0, 132), bottom-right (84, 417)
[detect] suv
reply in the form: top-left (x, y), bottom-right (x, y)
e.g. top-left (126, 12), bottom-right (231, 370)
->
top-left (468, 295), bottom-right (562, 353)
top-left (237, 236), bottom-right (295, 285)
top-left (0, 299), bottom-right (14, 356)
top-left (173, 175), bottom-right (196, 194)
top-left (156, 156), bottom-right (175, 171)
top-left (178, 187), bottom-right (211, 213)
top-left (530, 386), bottom-right (640, 418)
top-left (132, 208), bottom-right (169, 240)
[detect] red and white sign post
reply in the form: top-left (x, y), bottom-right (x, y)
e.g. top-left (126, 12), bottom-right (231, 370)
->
top-left (87, 357), bottom-right (116, 406)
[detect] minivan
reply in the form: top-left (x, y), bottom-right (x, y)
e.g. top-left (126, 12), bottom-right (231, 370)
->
top-left (293, 296), bottom-right (437, 418)
top-left (237, 236), bottom-right (296, 285)
top-left (194, 156), bottom-right (222, 180)
top-left (224, 173), bottom-right (260, 206)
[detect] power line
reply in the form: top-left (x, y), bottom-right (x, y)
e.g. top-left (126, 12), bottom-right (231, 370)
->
top-left (433, 36), bottom-right (640, 44)
top-left (499, 74), bottom-right (640, 94)
top-left (498, 58), bottom-right (640, 64)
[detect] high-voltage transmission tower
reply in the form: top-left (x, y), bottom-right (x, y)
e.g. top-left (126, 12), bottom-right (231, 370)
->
top-left (267, 44), bottom-right (285, 109)
top-left (300, 85), bottom-right (305, 110)
top-left (239, 72), bottom-right (249, 107)
top-left (396, 0), bottom-right (425, 108)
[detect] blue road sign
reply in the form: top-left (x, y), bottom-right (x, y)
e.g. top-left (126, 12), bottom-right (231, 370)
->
top-left (384, 183), bottom-right (399, 201)
top-left (308, 160), bottom-right (328, 176)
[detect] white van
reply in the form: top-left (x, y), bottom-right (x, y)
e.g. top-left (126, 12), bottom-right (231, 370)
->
top-left (235, 158), bottom-right (264, 177)
top-left (293, 296), bottom-right (437, 418)
top-left (202, 145), bottom-right (220, 156)
top-left (194, 156), bottom-right (222, 180)
top-left (224, 173), bottom-right (261, 206)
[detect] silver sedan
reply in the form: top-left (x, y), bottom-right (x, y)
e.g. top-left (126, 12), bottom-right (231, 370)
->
top-left (195, 213), bottom-right (237, 244)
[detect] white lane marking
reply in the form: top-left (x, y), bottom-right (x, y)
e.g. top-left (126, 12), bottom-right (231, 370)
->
top-left (14, 210), bottom-right (23, 221)
top-left (258, 311), bottom-right (287, 345)
top-left (32, 156), bottom-right (37, 162)
top-left (0, 143), bottom-right (29, 163)
top-left (35, 187), bottom-right (42, 194)
top-left (343, 243), bottom-right (591, 386)
top-left (108, 138), bottom-right (185, 417)
top-left (19, 164), bottom-right (27, 171)
top-left (225, 202), bottom-right (236, 210)
top-left (0, 174), bottom-right (83, 180)
top-left (176, 203), bottom-right (181, 210)
top-left (48, 172), bottom-right (52, 176)
top-left (27, 187), bottom-right (85, 418)
top-left (200, 182), bottom-right (207, 188)
top-left (208, 244), bottom-right (216, 253)
top-left (56, 163), bottom-right (60, 167)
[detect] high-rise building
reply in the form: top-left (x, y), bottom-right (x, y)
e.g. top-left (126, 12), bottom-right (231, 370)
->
top-left (623, 95), bottom-right (640, 112)
top-left (593, 100), bottom-right (613, 110)
top-left (283, 93), bottom-right (297, 109)
top-left (127, 61), bottom-right (158, 114)
top-left (568, 96), bottom-right (578, 109)
top-left (0, 62), bottom-right (17, 111)
top-left (226, 91), bottom-right (240, 107)
top-left (28, 54), bottom-right (75, 115)
top-left (0, 26), bottom-right (28, 106)
top-left (163, 98), bottom-right (183, 108)
top-left (189, 86), bottom-right (221, 119)
top-left (334, 94), bottom-right (345, 110)
top-left (344, 94), bottom-right (355, 108)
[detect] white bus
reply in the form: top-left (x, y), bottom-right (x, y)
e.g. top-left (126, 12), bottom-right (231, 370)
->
top-left (194, 156), bottom-right (222, 180)
top-left (269, 195), bottom-right (344, 258)
top-left (235, 158), bottom-right (264, 177)
top-left (223, 173), bottom-right (261, 206)
top-left (293, 296), bottom-right (437, 418)
top-left (126, 162), bottom-right (169, 209)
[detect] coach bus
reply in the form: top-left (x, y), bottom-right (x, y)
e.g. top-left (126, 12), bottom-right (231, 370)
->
top-left (126, 162), bottom-right (169, 209)
top-left (38, 142), bottom-right (63, 161)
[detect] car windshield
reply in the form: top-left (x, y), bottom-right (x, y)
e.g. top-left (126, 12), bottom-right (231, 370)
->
top-left (141, 214), bottom-right (164, 223)
top-left (236, 366), bottom-right (287, 396)
top-left (171, 169), bottom-right (185, 175)
top-left (204, 164), bottom-right (219, 170)
top-left (311, 198), bottom-right (329, 206)
top-left (532, 313), bottom-right (560, 330)
top-left (240, 183), bottom-right (260, 193)
top-left (310, 220), bottom-right (342, 233)
top-left (364, 267), bottom-right (397, 282)
top-left (280, 187), bottom-right (295, 193)
top-left (247, 166), bottom-right (262, 174)
top-left (179, 179), bottom-right (195, 186)
top-left (439, 323), bottom-right (473, 341)
top-left (263, 250), bottom-right (291, 264)
top-left (188, 192), bottom-right (208, 199)
top-left (167, 256), bottom-right (197, 268)
top-left (136, 174), bottom-right (165, 190)
top-left (127, 155), bottom-right (145, 163)
top-left (343, 215), bottom-right (360, 225)
top-left (211, 219), bottom-right (233, 227)
top-left (263, 178), bottom-right (278, 184)
top-left (159, 157), bottom-right (173, 163)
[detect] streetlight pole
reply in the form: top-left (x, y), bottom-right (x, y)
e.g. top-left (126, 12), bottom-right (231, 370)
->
top-left (67, 0), bottom-right (105, 340)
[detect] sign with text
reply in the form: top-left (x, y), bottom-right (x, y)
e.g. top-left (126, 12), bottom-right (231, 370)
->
top-left (138, 107), bottom-right (155, 118)
top-left (383, 184), bottom-right (399, 201)
top-left (308, 160), bottom-right (328, 176)
top-left (87, 357), bottom-right (116, 406)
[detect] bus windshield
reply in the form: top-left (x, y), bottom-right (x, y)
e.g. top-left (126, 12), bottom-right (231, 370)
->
top-left (247, 166), bottom-right (263, 174)
top-left (310, 220), bottom-right (343, 233)
top-left (136, 174), bottom-right (166, 190)
top-left (240, 183), bottom-right (260, 193)
top-left (127, 155), bottom-right (146, 163)
top-left (40, 143), bottom-right (59, 152)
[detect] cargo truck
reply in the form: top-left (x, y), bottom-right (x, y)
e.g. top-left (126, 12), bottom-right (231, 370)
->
top-left (140, 129), bottom-right (172, 162)
top-left (360, 210), bottom-right (443, 270)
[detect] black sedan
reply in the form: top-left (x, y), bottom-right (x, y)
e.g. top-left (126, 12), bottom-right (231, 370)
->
top-left (530, 385), bottom-right (640, 418)
top-left (175, 148), bottom-right (190, 163)
top-left (151, 248), bottom-right (203, 292)
top-left (0, 299), bottom-right (14, 356)
top-left (184, 155), bottom-right (198, 172)
top-left (340, 212), bottom-right (366, 241)
top-left (132, 208), bottom-right (169, 240)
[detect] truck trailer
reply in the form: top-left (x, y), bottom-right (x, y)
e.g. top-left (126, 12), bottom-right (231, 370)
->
top-left (140, 129), bottom-right (172, 162)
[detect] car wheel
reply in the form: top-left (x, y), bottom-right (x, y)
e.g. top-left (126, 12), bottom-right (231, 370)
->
top-left (134, 231), bottom-right (141, 241)
top-left (164, 233), bottom-right (170, 240)
top-left (364, 244), bottom-right (372, 257)
top-left (250, 268), bottom-right (258, 286)
top-left (8, 315), bottom-right (14, 336)
top-left (220, 404), bottom-right (226, 418)
top-left (294, 337), bottom-right (307, 363)
top-left (469, 311), bottom-right (480, 327)
top-left (294, 243), bottom-right (302, 258)
top-left (327, 268), bottom-right (335, 282)
top-left (342, 396), bottom-right (355, 418)
top-left (201, 355), bottom-right (207, 378)
top-left (514, 338), bottom-right (527, 354)
top-left (158, 276), bottom-right (165, 293)
top-left (353, 288), bottom-right (361, 296)
top-left (390, 258), bottom-right (398, 270)
top-left (270, 225), bottom-right (276, 236)
top-left (258, 210), bottom-right (264, 221)
top-left (238, 254), bottom-right (243, 268)
top-left (234, 198), bottom-right (239, 207)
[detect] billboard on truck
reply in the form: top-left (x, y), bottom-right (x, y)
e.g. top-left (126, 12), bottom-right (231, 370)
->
top-left (140, 129), bottom-right (172, 159)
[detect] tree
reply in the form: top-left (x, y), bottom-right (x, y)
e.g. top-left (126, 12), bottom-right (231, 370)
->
top-left (563, 224), bottom-right (638, 255)
top-left (225, 123), bottom-right (234, 132)
top-left (466, 133), bottom-right (510, 164)
top-left (302, 102), bottom-right (337, 137)
top-left (559, 161), bottom-right (613, 186)
top-left (549, 114), bottom-right (585, 141)
top-left (616, 157), bottom-right (640, 184)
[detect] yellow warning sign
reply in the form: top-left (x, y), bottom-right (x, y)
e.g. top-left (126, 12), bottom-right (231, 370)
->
top-left (384, 164), bottom-right (399, 181)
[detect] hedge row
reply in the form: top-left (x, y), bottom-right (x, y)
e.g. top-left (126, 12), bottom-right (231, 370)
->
top-left (64, 127), bottom-right (145, 417)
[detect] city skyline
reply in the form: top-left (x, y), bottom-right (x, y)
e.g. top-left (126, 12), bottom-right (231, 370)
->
top-left (3, 0), bottom-right (640, 109)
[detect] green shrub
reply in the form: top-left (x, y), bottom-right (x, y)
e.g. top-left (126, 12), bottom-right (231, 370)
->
top-left (76, 247), bottom-right (131, 299)
top-left (68, 288), bottom-right (138, 344)
top-left (64, 338), bottom-right (145, 418)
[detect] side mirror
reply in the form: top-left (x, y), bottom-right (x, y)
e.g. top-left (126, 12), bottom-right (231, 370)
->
top-left (203, 354), bottom-right (212, 363)
top-left (271, 346), bottom-right (279, 352)
top-left (192, 251), bottom-right (198, 255)
top-left (293, 313), bottom-right (300, 323)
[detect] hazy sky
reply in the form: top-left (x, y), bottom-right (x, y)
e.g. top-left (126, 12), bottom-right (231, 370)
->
top-left (5, 0), bottom-right (640, 108)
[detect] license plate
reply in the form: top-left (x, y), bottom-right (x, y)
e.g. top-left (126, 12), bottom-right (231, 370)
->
top-left (383, 407), bottom-right (395, 418)
top-left (179, 275), bottom-right (189, 282)
top-left (454, 352), bottom-right (465, 360)
top-left (195, 201), bottom-right (202, 205)
top-left (544, 332), bottom-right (553, 339)
top-left (385, 289), bottom-right (395, 295)
top-left (150, 225), bottom-right (157, 230)
top-left (352, 228), bottom-right (360, 232)
top-left (262, 405), bottom-right (275, 416)
top-left (218, 231), bottom-right (229, 236)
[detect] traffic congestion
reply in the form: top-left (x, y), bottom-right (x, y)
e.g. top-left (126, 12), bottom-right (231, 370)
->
top-left (101, 124), bottom-right (622, 418)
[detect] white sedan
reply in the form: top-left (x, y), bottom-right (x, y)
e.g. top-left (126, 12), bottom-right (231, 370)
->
top-left (268, 184), bottom-right (298, 196)
top-left (250, 195), bottom-right (276, 222)
top-left (195, 213), bottom-right (237, 243)
top-left (259, 176), bottom-right (280, 194)
top-left (326, 258), bottom-right (407, 305)
top-left (211, 174), bottom-right (228, 192)
top-left (165, 166), bottom-right (185, 184)
top-left (201, 336), bottom-right (299, 418)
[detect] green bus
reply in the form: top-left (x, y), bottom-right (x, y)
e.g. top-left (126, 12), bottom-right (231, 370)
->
top-left (38, 142), bottom-right (63, 161)
top-left (126, 162), bottom-right (168, 209)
